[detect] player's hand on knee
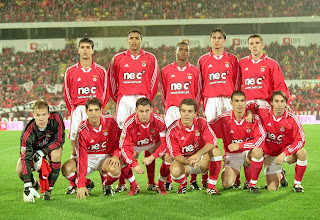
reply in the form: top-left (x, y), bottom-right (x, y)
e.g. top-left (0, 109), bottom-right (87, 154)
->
top-left (275, 153), bottom-right (286, 165)
top-left (142, 155), bottom-right (155, 166)
top-left (108, 156), bottom-right (121, 168)
top-left (33, 150), bottom-right (45, 171)
top-left (23, 184), bottom-right (40, 203)
top-left (228, 143), bottom-right (240, 152)
top-left (133, 165), bottom-right (144, 174)
top-left (77, 187), bottom-right (89, 200)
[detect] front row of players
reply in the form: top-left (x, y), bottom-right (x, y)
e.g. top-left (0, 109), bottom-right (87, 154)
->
top-left (17, 91), bottom-right (307, 202)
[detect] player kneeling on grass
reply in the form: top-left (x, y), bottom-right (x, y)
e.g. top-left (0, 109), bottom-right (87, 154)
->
top-left (247, 90), bottom-right (307, 192)
top-left (61, 97), bottom-right (121, 199)
top-left (16, 100), bottom-right (65, 203)
top-left (209, 91), bottom-right (266, 194)
top-left (166, 99), bottom-right (222, 195)
top-left (119, 97), bottom-right (172, 195)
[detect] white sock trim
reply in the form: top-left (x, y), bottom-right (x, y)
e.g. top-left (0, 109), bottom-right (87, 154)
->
top-left (250, 180), bottom-right (258, 184)
top-left (252, 157), bottom-right (264, 162)
top-left (65, 172), bottom-right (76, 179)
top-left (294, 180), bottom-right (301, 185)
top-left (158, 175), bottom-right (166, 182)
top-left (171, 174), bottom-right (185, 181)
top-left (208, 178), bottom-right (217, 185)
top-left (297, 159), bottom-right (307, 166)
top-left (211, 156), bottom-right (222, 162)
top-left (127, 175), bottom-right (135, 183)
top-left (107, 172), bottom-right (120, 179)
top-left (164, 161), bottom-right (172, 165)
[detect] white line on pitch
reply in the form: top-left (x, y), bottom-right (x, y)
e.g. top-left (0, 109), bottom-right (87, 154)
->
top-left (0, 146), bottom-right (19, 153)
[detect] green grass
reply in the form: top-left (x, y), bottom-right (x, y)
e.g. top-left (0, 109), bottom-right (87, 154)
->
top-left (1, 125), bottom-right (319, 220)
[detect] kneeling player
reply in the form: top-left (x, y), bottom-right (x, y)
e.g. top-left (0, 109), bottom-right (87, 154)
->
top-left (210, 91), bottom-right (266, 193)
top-left (249, 91), bottom-right (307, 192)
top-left (62, 97), bottom-right (121, 199)
top-left (120, 97), bottom-right (172, 195)
top-left (167, 99), bottom-right (222, 195)
top-left (16, 100), bottom-right (65, 202)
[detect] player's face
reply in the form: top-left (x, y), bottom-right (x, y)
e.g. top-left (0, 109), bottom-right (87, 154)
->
top-left (33, 108), bottom-right (50, 129)
top-left (180, 104), bottom-right (196, 127)
top-left (136, 104), bottom-right (152, 124)
top-left (231, 95), bottom-right (246, 114)
top-left (78, 42), bottom-right (94, 60)
top-left (210, 32), bottom-right (226, 50)
top-left (248, 37), bottom-right (265, 57)
top-left (271, 95), bottom-right (287, 116)
top-left (86, 104), bottom-right (102, 126)
top-left (175, 44), bottom-right (189, 62)
top-left (128, 32), bottom-right (142, 52)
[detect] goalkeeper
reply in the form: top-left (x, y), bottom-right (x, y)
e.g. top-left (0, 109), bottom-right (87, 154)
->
top-left (16, 100), bottom-right (65, 202)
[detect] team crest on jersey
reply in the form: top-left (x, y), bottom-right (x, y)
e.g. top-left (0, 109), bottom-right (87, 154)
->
top-left (280, 126), bottom-right (285, 132)
top-left (21, 146), bottom-right (26, 154)
top-left (188, 73), bottom-right (192, 79)
top-left (46, 133), bottom-right (51, 139)
top-left (261, 66), bottom-right (266, 72)
top-left (103, 130), bottom-right (108, 136)
top-left (150, 129), bottom-right (155, 134)
top-left (246, 127), bottom-right (251, 133)
top-left (141, 61), bottom-right (147, 67)
top-left (195, 130), bottom-right (200, 136)
top-left (225, 62), bottom-right (229, 68)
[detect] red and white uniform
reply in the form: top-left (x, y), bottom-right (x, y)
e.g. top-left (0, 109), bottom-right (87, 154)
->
top-left (75, 115), bottom-right (120, 188)
top-left (253, 105), bottom-right (305, 156)
top-left (161, 61), bottom-right (201, 126)
top-left (240, 54), bottom-right (290, 103)
top-left (209, 110), bottom-right (265, 154)
top-left (166, 117), bottom-right (217, 158)
top-left (109, 49), bottom-right (159, 102)
top-left (120, 112), bottom-right (166, 167)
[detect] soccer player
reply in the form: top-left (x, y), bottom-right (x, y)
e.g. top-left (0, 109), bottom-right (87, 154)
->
top-left (64, 37), bottom-right (108, 158)
top-left (166, 99), bottom-right (222, 195)
top-left (239, 34), bottom-right (290, 106)
top-left (16, 100), bottom-right (65, 202)
top-left (120, 97), bottom-right (172, 195)
top-left (209, 91), bottom-right (265, 193)
top-left (198, 28), bottom-right (240, 122)
top-left (61, 97), bottom-right (121, 199)
top-left (248, 91), bottom-right (307, 192)
top-left (108, 28), bottom-right (159, 192)
top-left (161, 41), bottom-right (201, 127)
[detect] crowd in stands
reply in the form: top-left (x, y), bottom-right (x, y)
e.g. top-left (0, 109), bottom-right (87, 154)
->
top-left (0, 0), bottom-right (319, 23)
top-left (1, 43), bottom-right (320, 118)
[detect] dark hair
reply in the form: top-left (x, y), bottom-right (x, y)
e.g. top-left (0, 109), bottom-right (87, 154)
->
top-left (136, 97), bottom-right (153, 108)
top-left (210, 28), bottom-right (226, 39)
top-left (248, 34), bottom-right (263, 43)
top-left (179, 99), bottom-right (198, 112)
top-left (78, 37), bottom-right (94, 49)
top-left (128, 28), bottom-right (143, 40)
top-left (85, 97), bottom-right (102, 110)
top-left (270, 90), bottom-right (288, 103)
top-left (33, 100), bottom-right (49, 112)
top-left (231, 91), bottom-right (246, 100)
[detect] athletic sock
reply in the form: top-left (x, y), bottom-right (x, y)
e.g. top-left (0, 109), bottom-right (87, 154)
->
top-left (145, 151), bottom-right (155, 185)
top-left (48, 162), bottom-right (61, 188)
top-left (208, 156), bottom-right (222, 188)
top-left (104, 172), bottom-right (120, 185)
top-left (294, 159), bottom-right (307, 186)
top-left (158, 162), bottom-right (171, 186)
top-left (244, 165), bottom-right (251, 183)
top-left (249, 157), bottom-right (264, 187)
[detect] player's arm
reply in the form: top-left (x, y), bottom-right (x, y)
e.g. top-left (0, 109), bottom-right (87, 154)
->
top-left (20, 131), bottom-right (35, 184)
top-left (194, 67), bottom-right (202, 108)
top-left (63, 69), bottom-right (72, 113)
top-left (232, 55), bottom-right (241, 91)
top-left (160, 68), bottom-right (167, 109)
top-left (108, 56), bottom-right (119, 102)
top-left (119, 127), bottom-right (138, 167)
top-left (41, 113), bottom-right (65, 155)
top-left (109, 122), bottom-right (121, 168)
top-left (101, 67), bottom-right (110, 109)
top-left (209, 116), bottom-right (224, 139)
top-left (282, 117), bottom-right (305, 157)
top-left (75, 133), bottom-right (89, 199)
top-left (150, 57), bottom-right (160, 101)
top-left (271, 61), bottom-right (290, 104)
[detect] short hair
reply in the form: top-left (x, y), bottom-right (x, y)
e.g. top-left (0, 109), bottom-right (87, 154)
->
top-left (248, 34), bottom-right (263, 43)
top-left (176, 41), bottom-right (189, 52)
top-left (78, 37), bottom-right (94, 49)
top-left (136, 97), bottom-right (153, 108)
top-left (179, 99), bottom-right (198, 112)
top-left (33, 100), bottom-right (49, 112)
top-left (231, 91), bottom-right (246, 100)
top-left (85, 97), bottom-right (102, 110)
top-left (270, 90), bottom-right (288, 103)
top-left (210, 28), bottom-right (226, 39)
top-left (128, 28), bottom-right (143, 40)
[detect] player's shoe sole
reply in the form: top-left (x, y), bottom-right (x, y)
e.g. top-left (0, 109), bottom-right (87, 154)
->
top-left (86, 181), bottom-right (95, 195)
top-left (249, 186), bottom-right (260, 194)
top-left (292, 184), bottom-right (304, 193)
top-left (147, 184), bottom-right (156, 191)
top-left (165, 181), bottom-right (173, 191)
top-left (103, 185), bottom-right (114, 196)
top-left (65, 186), bottom-right (77, 195)
top-left (281, 169), bottom-right (289, 187)
top-left (177, 184), bottom-right (187, 194)
top-left (115, 184), bottom-right (128, 193)
top-left (42, 190), bottom-right (51, 200)
top-left (207, 187), bottom-right (220, 196)
top-left (243, 182), bottom-right (250, 190)
top-left (201, 181), bottom-right (208, 190)
top-left (190, 181), bottom-right (200, 190)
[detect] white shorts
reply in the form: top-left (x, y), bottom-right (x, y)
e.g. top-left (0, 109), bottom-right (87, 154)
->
top-left (133, 143), bottom-right (157, 155)
top-left (204, 97), bottom-right (232, 122)
top-left (86, 154), bottom-right (111, 176)
top-left (69, 105), bottom-right (87, 140)
top-left (247, 99), bottom-right (270, 108)
top-left (187, 155), bottom-right (205, 174)
top-left (165, 106), bottom-right (180, 128)
top-left (263, 154), bottom-right (294, 175)
top-left (117, 95), bottom-right (145, 129)
top-left (223, 151), bottom-right (249, 172)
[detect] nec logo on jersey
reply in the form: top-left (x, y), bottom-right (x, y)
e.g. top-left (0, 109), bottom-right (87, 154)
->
top-left (89, 141), bottom-right (108, 150)
top-left (266, 132), bottom-right (284, 142)
top-left (245, 75), bottom-right (266, 86)
top-left (170, 82), bottom-right (190, 91)
top-left (124, 71), bottom-right (145, 80)
top-left (137, 138), bottom-right (152, 146)
top-left (78, 86), bottom-right (97, 95)
top-left (209, 72), bottom-right (227, 81)
top-left (232, 137), bottom-right (250, 144)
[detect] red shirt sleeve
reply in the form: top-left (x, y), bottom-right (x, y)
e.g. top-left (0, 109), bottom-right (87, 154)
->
top-left (76, 131), bottom-right (88, 188)
top-left (283, 116), bottom-right (305, 156)
top-left (63, 68), bottom-right (72, 113)
top-left (119, 124), bottom-right (137, 167)
top-left (166, 127), bottom-right (181, 158)
top-left (160, 67), bottom-right (167, 109)
top-left (108, 56), bottom-right (118, 102)
top-left (150, 56), bottom-right (159, 101)
top-left (271, 61), bottom-right (290, 104)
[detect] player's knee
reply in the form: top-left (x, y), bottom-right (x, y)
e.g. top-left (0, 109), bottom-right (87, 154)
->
top-left (61, 160), bottom-right (74, 176)
top-left (267, 185), bottom-right (278, 191)
top-left (163, 153), bottom-right (173, 163)
top-left (170, 165), bottom-right (183, 178)
top-left (16, 158), bottom-right (22, 177)
top-left (108, 166), bottom-right (121, 176)
top-left (212, 147), bottom-right (222, 157)
top-left (251, 148), bottom-right (263, 159)
top-left (50, 148), bottom-right (63, 162)
top-left (222, 178), bottom-right (234, 188)
top-left (296, 148), bottom-right (307, 161)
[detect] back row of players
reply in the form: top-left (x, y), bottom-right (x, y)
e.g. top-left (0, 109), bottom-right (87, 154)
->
top-left (17, 28), bottom-right (306, 202)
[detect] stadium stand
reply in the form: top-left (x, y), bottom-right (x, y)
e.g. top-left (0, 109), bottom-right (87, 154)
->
top-left (0, 0), bottom-right (319, 23)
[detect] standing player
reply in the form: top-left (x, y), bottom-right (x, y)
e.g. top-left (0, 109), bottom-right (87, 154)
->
top-left (120, 97), bottom-right (172, 195)
top-left (167, 99), bottom-right (222, 195)
top-left (16, 100), bottom-right (65, 202)
top-left (209, 91), bottom-right (265, 193)
top-left (108, 28), bottom-right (159, 191)
top-left (248, 91), bottom-right (307, 192)
top-left (61, 98), bottom-right (121, 199)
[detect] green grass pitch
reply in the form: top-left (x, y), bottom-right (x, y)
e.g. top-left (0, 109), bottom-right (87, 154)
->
top-left (1, 125), bottom-right (319, 220)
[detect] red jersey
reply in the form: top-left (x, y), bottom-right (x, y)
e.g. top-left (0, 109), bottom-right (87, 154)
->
top-left (197, 50), bottom-right (240, 99)
top-left (75, 115), bottom-right (121, 188)
top-left (108, 49), bottom-right (159, 102)
top-left (120, 112), bottom-right (167, 167)
top-left (253, 106), bottom-right (305, 156)
top-left (239, 54), bottom-right (289, 102)
top-left (161, 62), bottom-right (201, 111)
top-left (64, 61), bottom-right (108, 113)
top-left (166, 117), bottom-right (217, 158)
top-left (209, 110), bottom-right (265, 154)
